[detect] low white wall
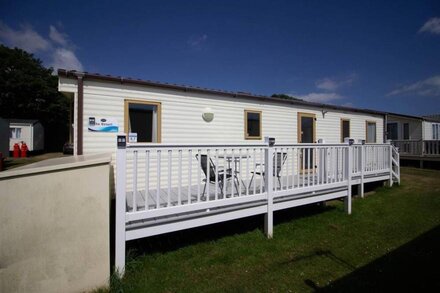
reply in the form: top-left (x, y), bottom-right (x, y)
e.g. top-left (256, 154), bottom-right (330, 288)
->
top-left (0, 154), bottom-right (111, 293)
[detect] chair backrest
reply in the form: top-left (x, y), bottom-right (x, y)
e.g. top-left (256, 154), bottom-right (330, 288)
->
top-left (273, 152), bottom-right (287, 177)
top-left (196, 154), bottom-right (216, 181)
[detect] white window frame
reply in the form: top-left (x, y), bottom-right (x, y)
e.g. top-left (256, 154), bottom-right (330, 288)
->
top-left (10, 127), bottom-right (22, 139)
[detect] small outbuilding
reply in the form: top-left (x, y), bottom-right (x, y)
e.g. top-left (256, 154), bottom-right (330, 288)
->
top-left (9, 119), bottom-right (45, 152)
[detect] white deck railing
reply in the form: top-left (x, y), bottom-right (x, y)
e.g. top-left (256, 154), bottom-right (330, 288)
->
top-left (392, 139), bottom-right (440, 156)
top-left (115, 138), bottom-right (399, 274)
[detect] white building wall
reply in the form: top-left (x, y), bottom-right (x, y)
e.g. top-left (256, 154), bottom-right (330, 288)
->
top-left (59, 78), bottom-right (384, 156)
top-left (387, 117), bottom-right (422, 140)
top-left (9, 124), bottom-right (31, 151)
top-left (59, 78), bottom-right (385, 193)
top-left (423, 121), bottom-right (440, 140)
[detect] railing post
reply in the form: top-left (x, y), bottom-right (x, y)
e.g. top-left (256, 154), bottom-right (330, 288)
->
top-left (264, 137), bottom-right (274, 238)
top-left (360, 143), bottom-right (365, 198)
top-left (388, 143), bottom-right (393, 187)
top-left (344, 144), bottom-right (352, 215)
top-left (115, 135), bottom-right (127, 275)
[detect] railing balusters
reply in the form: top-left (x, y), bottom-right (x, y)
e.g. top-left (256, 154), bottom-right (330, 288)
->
top-left (178, 149), bottom-right (182, 206)
top-left (253, 148), bottom-right (256, 195)
top-left (145, 150), bottom-right (149, 210)
top-left (133, 150), bottom-right (138, 212)
top-left (231, 149), bottom-right (235, 197)
top-left (197, 149), bottom-right (201, 202)
top-left (239, 148), bottom-right (242, 197)
top-left (206, 149), bottom-right (210, 201)
top-left (167, 150), bottom-right (172, 207)
top-left (246, 148), bottom-right (250, 196)
top-left (260, 148), bottom-right (263, 193)
top-left (286, 148), bottom-right (289, 190)
top-left (188, 149), bottom-right (192, 205)
top-left (156, 150), bottom-right (161, 209)
top-left (223, 149), bottom-right (227, 198)
top-left (120, 143), bottom-right (397, 215)
top-left (215, 149), bottom-right (219, 200)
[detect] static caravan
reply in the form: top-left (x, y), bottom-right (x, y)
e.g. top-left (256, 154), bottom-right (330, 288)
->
top-left (58, 70), bottom-right (385, 157)
top-left (58, 70), bottom-right (401, 272)
top-left (0, 118), bottom-right (8, 157)
top-left (386, 113), bottom-right (423, 141)
top-left (386, 113), bottom-right (440, 158)
top-left (9, 119), bottom-right (45, 152)
top-left (422, 117), bottom-right (440, 141)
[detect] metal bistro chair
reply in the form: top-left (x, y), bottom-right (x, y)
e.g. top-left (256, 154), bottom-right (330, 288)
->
top-left (196, 154), bottom-right (239, 199)
top-left (249, 152), bottom-right (287, 190)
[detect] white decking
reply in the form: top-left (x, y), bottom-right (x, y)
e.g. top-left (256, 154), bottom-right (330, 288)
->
top-left (115, 140), bottom-right (400, 274)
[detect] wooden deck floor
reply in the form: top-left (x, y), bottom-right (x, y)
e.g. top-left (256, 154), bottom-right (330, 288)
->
top-left (126, 173), bottom-right (351, 211)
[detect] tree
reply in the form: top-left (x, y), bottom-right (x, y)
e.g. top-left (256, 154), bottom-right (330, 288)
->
top-left (271, 94), bottom-right (303, 101)
top-left (0, 45), bottom-right (70, 151)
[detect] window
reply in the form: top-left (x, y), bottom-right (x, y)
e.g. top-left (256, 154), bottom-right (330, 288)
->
top-left (341, 119), bottom-right (350, 142)
top-left (124, 100), bottom-right (161, 143)
top-left (434, 124), bottom-right (440, 140)
top-left (245, 110), bottom-right (262, 139)
top-left (387, 123), bottom-right (398, 140)
top-left (10, 127), bottom-right (21, 139)
top-left (366, 121), bottom-right (376, 143)
top-left (403, 123), bottom-right (409, 140)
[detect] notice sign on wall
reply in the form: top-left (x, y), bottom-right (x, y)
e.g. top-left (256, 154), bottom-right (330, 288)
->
top-left (88, 117), bottom-right (119, 132)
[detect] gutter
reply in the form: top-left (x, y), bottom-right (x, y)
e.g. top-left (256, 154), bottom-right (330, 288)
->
top-left (75, 72), bottom-right (85, 155)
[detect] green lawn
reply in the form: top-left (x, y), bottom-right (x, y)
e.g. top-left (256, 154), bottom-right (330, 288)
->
top-left (102, 167), bottom-right (440, 292)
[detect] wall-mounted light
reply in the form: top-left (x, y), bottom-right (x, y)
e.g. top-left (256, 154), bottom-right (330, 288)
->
top-left (202, 108), bottom-right (214, 122)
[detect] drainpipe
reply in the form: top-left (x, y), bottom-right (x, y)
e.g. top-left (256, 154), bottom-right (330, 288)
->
top-left (75, 72), bottom-right (85, 155)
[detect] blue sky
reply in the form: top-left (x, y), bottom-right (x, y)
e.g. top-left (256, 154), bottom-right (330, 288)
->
top-left (1, 0), bottom-right (439, 115)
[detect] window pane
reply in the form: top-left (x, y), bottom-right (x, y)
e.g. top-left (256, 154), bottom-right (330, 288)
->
top-left (342, 120), bottom-right (350, 142)
top-left (367, 122), bottom-right (376, 143)
top-left (128, 103), bottom-right (157, 142)
top-left (16, 128), bottom-right (21, 139)
top-left (403, 123), bottom-right (409, 140)
top-left (9, 128), bottom-right (14, 139)
top-left (387, 123), bottom-right (398, 140)
top-left (247, 112), bottom-right (260, 138)
top-left (301, 116), bottom-right (314, 143)
top-left (433, 125), bottom-right (436, 140)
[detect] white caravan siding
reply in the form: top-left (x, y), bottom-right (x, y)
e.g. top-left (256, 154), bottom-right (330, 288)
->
top-left (59, 78), bottom-right (384, 194)
top-left (59, 78), bottom-right (384, 156)
top-left (423, 121), bottom-right (440, 140)
top-left (387, 117), bottom-right (422, 140)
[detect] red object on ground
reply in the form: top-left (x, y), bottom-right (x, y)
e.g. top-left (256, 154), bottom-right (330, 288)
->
top-left (20, 142), bottom-right (28, 158)
top-left (13, 143), bottom-right (20, 158)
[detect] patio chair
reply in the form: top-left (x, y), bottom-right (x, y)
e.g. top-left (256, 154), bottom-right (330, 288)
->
top-left (249, 152), bottom-right (287, 190)
top-left (196, 154), bottom-right (239, 199)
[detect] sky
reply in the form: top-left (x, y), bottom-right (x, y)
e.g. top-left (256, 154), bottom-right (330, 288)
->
top-left (1, 0), bottom-right (439, 116)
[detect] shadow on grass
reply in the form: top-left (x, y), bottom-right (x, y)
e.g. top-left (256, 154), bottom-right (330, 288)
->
top-left (124, 203), bottom-right (336, 258)
top-left (307, 225), bottom-right (440, 292)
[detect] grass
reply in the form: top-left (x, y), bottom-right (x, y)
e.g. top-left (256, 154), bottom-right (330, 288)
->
top-left (3, 152), bottom-right (67, 170)
top-left (99, 167), bottom-right (440, 292)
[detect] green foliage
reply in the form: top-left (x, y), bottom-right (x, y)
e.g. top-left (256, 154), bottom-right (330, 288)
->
top-left (271, 93), bottom-right (303, 101)
top-left (0, 45), bottom-right (70, 151)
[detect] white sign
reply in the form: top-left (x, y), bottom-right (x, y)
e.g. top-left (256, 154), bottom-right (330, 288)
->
top-left (88, 117), bottom-right (119, 132)
top-left (129, 133), bottom-right (137, 143)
